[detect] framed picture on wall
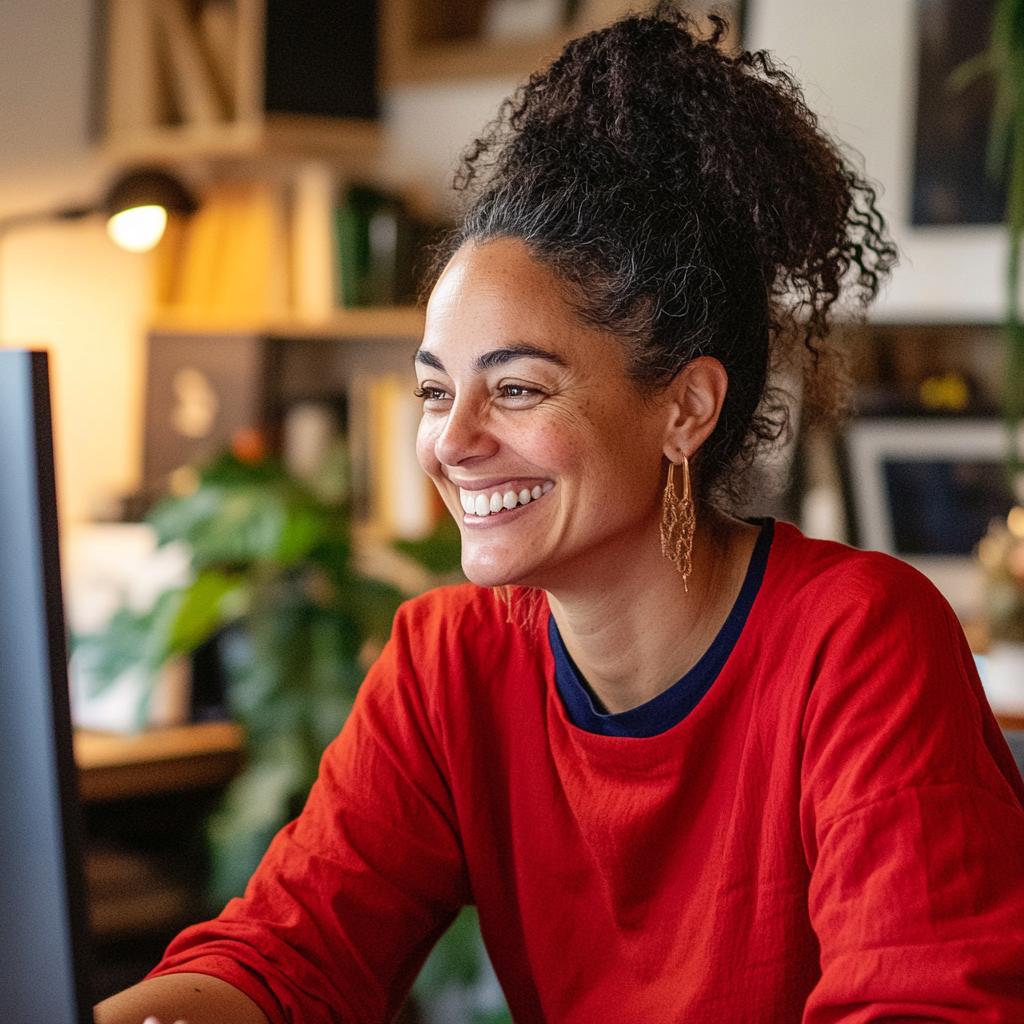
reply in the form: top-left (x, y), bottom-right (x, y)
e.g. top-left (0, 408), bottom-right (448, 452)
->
top-left (912, 0), bottom-right (1005, 225)
top-left (846, 417), bottom-right (1021, 617)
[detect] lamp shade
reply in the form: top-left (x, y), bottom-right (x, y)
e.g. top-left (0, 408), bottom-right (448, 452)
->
top-left (102, 168), bottom-right (199, 219)
top-left (101, 168), bottom-right (198, 252)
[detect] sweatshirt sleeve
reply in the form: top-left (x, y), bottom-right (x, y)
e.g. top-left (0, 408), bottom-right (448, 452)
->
top-left (798, 557), bottom-right (1024, 1024)
top-left (147, 598), bottom-right (472, 1024)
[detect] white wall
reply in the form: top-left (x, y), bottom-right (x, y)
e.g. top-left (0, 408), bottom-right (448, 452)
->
top-left (0, 0), bottom-right (151, 528)
top-left (383, 79), bottom-right (515, 217)
top-left (747, 0), bottom-right (1009, 323)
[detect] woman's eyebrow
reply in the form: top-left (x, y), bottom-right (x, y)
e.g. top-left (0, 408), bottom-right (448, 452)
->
top-left (414, 345), bottom-right (568, 374)
top-left (475, 345), bottom-right (567, 371)
top-left (414, 349), bottom-right (445, 371)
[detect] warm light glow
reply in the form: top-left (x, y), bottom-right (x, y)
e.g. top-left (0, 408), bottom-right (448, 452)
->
top-left (1008, 505), bottom-right (1024, 540)
top-left (106, 205), bottom-right (167, 252)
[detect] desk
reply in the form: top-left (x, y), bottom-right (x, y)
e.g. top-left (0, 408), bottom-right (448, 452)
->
top-left (74, 723), bottom-right (246, 990)
top-left (75, 721), bottom-right (245, 802)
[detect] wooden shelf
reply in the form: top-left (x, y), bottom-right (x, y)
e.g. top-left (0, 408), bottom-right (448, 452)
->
top-left (75, 721), bottom-right (245, 803)
top-left (380, 0), bottom-right (741, 85)
top-left (385, 29), bottom-right (576, 84)
top-left (149, 305), bottom-right (426, 340)
top-left (103, 113), bottom-right (382, 168)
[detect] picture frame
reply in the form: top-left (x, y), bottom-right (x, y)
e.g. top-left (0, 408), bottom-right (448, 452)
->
top-left (847, 417), bottom-right (1022, 616)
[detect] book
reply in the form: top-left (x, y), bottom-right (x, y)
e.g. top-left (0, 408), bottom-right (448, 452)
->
top-left (105, 0), bottom-right (162, 134)
top-left (365, 374), bottom-right (436, 540)
top-left (152, 0), bottom-right (227, 125)
top-left (291, 162), bottom-right (338, 323)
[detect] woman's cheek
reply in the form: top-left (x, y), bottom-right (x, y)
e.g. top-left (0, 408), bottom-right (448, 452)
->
top-left (416, 417), bottom-right (444, 479)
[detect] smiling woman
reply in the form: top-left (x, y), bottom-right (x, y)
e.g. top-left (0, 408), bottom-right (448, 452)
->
top-left (96, 5), bottom-right (1024, 1024)
top-left (415, 238), bottom-right (698, 606)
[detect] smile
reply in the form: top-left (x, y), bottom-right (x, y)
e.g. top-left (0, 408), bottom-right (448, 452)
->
top-left (458, 481), bottom-right (554, 517)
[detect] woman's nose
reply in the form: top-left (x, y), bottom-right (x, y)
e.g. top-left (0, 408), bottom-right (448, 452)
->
top-left (432, 397), bottom-right (499, 467)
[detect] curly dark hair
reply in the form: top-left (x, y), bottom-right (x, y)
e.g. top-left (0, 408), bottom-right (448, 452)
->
top-left (425, 3), bottom-right (897, 503)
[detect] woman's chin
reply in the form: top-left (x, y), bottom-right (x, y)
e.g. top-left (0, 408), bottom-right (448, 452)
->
top-left (461, 561), bottom-right (516, 590)
top-left (460, 548), bottom-right (531, 590)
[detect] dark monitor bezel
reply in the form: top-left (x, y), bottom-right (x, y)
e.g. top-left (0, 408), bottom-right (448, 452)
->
top-left (0, 350), bottom-right (93, 1022)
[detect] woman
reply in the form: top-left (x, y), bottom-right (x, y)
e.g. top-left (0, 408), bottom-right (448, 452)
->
top-left (97, 7), bottom-right (1024, 1023)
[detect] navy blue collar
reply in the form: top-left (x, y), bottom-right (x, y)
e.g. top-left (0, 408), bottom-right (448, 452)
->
top-left (549, 519), bottom-right (774, 738)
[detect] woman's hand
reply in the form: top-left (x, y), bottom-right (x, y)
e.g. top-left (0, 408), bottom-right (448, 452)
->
top-left (94, 973), bottom-right (268, 1024)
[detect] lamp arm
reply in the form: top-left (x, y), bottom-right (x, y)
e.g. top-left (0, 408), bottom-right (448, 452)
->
top-left (0, 206), bottom-right (98, 239)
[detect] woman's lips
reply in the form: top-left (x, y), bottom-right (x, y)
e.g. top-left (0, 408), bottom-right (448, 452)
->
top-left (458, 480), bottom-right (554, 517)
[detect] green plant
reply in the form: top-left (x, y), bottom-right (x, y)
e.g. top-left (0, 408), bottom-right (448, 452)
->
top-left (952, 0), bottom-right (1024, 479)
top-left (77, 448), bottom-right (403, 904)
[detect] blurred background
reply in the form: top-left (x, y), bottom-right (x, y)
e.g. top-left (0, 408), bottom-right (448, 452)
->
top-left (1, 0), bottom-right (1022, 1020)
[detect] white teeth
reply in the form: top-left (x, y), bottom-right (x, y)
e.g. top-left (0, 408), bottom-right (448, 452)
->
top-left (458, 484), bottom-right (551, 516)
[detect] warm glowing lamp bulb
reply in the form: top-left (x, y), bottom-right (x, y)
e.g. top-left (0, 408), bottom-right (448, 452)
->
top-left (106, 204), bottom-right (168, 252)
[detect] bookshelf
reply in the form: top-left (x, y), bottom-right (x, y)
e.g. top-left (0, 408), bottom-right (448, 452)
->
top-left (102, 0), bottom-right (380, 165)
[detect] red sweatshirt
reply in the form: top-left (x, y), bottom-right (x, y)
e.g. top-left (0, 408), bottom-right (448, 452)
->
top-left (151, 523), bottom-right (1024, 1022)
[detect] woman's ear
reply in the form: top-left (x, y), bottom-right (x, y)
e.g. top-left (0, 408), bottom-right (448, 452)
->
top-left (661, 356), bottom-right (728, 460)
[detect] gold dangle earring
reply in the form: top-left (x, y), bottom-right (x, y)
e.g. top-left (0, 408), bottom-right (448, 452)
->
top-left (660, 455), bottom-right (696, 590)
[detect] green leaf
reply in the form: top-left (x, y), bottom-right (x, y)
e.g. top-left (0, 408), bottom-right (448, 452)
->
top-left (167, 569), bottom-right (247, 656)
top-left (947, 50), bottom-right (991, 93)
top-left (277, 503), bottom-right (331, 564)
top-left (207, 749), bottom-right (308, 905)
top-left (74, 588), bottom-right (185, 690)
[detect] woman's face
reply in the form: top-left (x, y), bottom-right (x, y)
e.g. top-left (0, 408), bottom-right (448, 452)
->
top-left (416, 237), bottom-right (671, 591)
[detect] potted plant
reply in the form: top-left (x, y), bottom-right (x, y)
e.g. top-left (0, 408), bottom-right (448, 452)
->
top-left (76, 436), bottom-right (404, 903)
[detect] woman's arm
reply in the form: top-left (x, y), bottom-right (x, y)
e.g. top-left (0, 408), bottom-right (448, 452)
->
top-left (94, 972), bottom-right (269, 1024)
top-left (110, 599), bottom-right (471, 1023)
top-left (799, 560), bottom-right (1024, 1021)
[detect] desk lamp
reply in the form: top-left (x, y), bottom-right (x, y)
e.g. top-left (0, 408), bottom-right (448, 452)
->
top-left (0, 167), bottom-right (198, 335)
top-left (0, 167), bottom-right (198, 253)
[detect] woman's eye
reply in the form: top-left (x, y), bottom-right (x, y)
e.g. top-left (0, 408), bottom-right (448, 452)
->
top-left (414, 386), bottom-right (450, 402)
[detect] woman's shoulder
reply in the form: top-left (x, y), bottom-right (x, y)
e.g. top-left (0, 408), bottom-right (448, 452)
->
top-left (767, 520), bottom-right (950, 616)
top-left (366, 584), bottom-right (550, 738)
top-left (388, 584), bottom-right (549, 678)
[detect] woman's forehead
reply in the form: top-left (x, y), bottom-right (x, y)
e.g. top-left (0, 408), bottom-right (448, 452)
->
top-left (435, 238), bottom-right (582, 308)
top-left (424, 238), bottom-right (590, 353)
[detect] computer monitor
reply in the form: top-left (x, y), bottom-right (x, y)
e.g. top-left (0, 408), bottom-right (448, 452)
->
top-left (0, 349), bottom-right (93, 1024)
top-left (847, 417), bottom-right (1021, 618)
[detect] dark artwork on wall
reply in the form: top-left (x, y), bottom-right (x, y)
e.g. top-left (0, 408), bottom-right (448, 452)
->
top-left (912, 0), bottom-right (1006, 225)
